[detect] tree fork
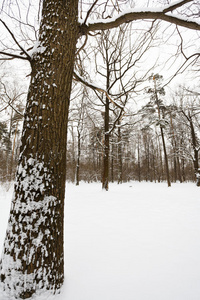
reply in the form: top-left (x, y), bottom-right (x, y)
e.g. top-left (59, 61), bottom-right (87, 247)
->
top-left (0, 0), bottom-right (79, 298)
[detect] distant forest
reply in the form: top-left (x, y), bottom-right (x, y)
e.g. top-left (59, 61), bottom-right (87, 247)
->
top-left (1, 78), bottom-right (199, 187)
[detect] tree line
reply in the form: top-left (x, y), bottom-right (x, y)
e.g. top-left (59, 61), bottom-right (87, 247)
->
top-left (67, 75), bottom-right (200, 187)
top-left (0, 74), bottom-right (199, 187)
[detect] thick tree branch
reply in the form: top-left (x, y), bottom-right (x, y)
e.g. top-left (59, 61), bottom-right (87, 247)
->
top-left (81, 1), bottom-right (200, 33)
top-left (87, 12), bottom-right (200, 32)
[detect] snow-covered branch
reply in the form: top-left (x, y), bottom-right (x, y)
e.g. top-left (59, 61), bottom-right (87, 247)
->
top-left (81, 0), bottom-right (200, 33)
top-left (73, 71), bottom-right (124, 110)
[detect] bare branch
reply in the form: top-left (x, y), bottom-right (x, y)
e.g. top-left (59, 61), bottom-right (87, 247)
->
top-left (83, 0), bottom-right (99, 26)
top-left (0, 81), bottom-right (25, 116)
top-left (163, 0), bottom-right (194, 13)
top-left (0, 19), bottom-right (31, 61)
top-left (73, 71), bottom-right (124, 110)
top-left (75, 34), bottom-right (88, 56)
top-left (163, 52), bottom-right (200, 87)
top-left (0, 51), bottom-right (30, 60)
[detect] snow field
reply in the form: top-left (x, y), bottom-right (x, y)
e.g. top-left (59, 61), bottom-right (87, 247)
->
top-left (0, 181), bottom-right (200, 300)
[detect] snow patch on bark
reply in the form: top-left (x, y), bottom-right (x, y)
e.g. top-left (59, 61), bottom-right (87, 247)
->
top-left (30, 41), bottom-right (47, 58)
top-left (0, 156), bottom-right (60, 298)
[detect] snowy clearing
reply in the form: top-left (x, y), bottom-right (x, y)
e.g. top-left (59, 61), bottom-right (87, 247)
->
top-left (0, 181), bottom-right (200, 300)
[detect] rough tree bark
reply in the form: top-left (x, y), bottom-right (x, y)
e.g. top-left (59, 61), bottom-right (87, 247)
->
top-left (0, 0), bottom-right (79, 298)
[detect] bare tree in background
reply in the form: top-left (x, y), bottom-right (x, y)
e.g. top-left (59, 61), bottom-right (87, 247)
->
top-left (173, 87), bottom-right (200, 185)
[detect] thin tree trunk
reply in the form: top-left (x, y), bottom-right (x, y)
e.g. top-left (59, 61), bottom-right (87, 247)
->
top-left (147, 143), bottom-right (150, 181)
top-left (111, 139), bottom-right (114, 183)
top-left (0, 1), bottom-right (79, 298)
top-left (153, 78), bottom-right (171, 187)
top-left (102, 97), bottom-right (109, 190)
top-left (137, 140), bottom-right (141, 182)
top-left (10, 122), bottom-right (18, 181)
top-left (7, 108), bottom-right (14, 180)
top-left (159, 138), bottom-right (163, 181)
top-left (170, 114), bottom-right (182, 183)
top-left (181, 158), bottom-right (186, 182)
top-left (70, 126), bottom-right (76, 183)
top-left (160, 126), bottom-right (171, 187)
top-left (176, 156), bottom-right (182, 183)
top-left (102, 63), bottom-right (110, 190)
top-left (173, 155), bottom-right (177, 182)
top-left (189, 118), bottom-right (199, 185)
top-left (152, 143), bottom-right (156, 183)
top-left (117, 124), bottom-right (123, 184)
top-left (76, 130), bottom-right (81, 186)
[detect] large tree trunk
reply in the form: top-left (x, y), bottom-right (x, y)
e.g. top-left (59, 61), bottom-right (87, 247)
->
top-left (0, 0), bottom-right (79, 298)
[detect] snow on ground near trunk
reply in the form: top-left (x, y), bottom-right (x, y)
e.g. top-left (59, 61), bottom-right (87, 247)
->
top-left (0, 181), bottom-right (200, 300)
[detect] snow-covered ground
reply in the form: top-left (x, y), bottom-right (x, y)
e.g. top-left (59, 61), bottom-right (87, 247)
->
top-left (0, 181), bottom-right (200, 300)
